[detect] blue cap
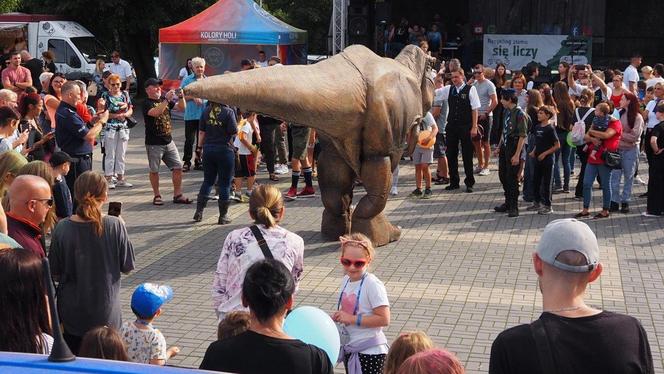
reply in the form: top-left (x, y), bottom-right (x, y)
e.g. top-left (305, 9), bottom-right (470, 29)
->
top-left (131, 283), bottom-right (173, 318)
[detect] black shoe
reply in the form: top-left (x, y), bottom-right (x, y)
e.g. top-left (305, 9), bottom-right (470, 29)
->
top-left (508, 210), bottom-right (519, 217)
top-left (193, 195), bottom-right (208, 222)
top-left (434, 177), bottom-right (450, 185)
top-left (494, 203), bottom-right (508, 213)
top-left (409, 188), bottom-right (423, 197)
top-left (465, 186), bottom-right (474, 193)
top-left (445, 184), bottom-right (460, 191)
top-left (609, 201), bottom-right (619, 212)
top-left (218, 200), bottom-right (232, 225)
top-left (620, 203), bottom-right (630, 213)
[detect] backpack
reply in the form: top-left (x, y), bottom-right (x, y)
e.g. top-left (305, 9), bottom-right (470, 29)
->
top-left (571, 108), bottom-right (592, 146)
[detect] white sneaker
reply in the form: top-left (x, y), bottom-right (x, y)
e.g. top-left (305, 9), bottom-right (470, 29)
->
top-left (275, 164), bottom-right (288, 174)
top-left (479, 168), bottom-right (491, 176)
top-left (107, 181), bottom-right (116, 189)
top-left (636, 176), bottom-right (647, 185)
top-left (115, 180), bottom-right (133, 187)
top-left (390, 186), bottom-right (398, 196)
top-left (208, 194), bottom-right (219, 200)
top-left (642, 212), bottom-right (661, 217)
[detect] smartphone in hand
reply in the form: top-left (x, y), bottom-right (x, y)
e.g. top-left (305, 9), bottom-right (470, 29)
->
top-left (108, 201), bottom-right (122, 217)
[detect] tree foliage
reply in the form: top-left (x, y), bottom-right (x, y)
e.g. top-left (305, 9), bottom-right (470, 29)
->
top-left (262, 0), bottom-right (332, 54)
top-left (0, 0), bottom-right (21, 13)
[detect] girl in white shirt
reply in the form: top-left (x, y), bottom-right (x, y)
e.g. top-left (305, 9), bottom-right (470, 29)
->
top-left (333, 233), bottom-right (390, 374)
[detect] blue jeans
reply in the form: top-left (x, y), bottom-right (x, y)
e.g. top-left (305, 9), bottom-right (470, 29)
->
top-left (198, 145), bottom-right (235, 201)
top-left (610, 146), bottom-right (638, 203)
top-left (553, 130), bottom-right (571, 190)
top-left (583, 163), bottom-right (612, 210)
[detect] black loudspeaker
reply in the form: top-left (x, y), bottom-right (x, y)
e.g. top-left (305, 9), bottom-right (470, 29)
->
top-left (374, 2), bottom-right (390, 24)
top-left (348, 0), bottom-right (370, 45)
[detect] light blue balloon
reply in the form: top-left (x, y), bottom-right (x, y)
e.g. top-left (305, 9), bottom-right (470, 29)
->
top-left (283, 306), bottom-right (340, 364)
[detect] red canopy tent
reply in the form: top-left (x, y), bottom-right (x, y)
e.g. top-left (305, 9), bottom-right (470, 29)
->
top-left (159, 0), bottom-right (307, 86)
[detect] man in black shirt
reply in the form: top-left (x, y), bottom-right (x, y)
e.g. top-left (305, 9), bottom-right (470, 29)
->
top-left (20, 50), bottom-right (44, 92)
top-left (200, 259), bottom-right (333, 374)
top-left (142, 78), bottom-right (191, 205)
top-left (490, 218), bottom-right (654, 374)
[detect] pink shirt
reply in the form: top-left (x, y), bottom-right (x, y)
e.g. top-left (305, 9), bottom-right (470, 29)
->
top-left (1, 65), bottom-right (31, 93)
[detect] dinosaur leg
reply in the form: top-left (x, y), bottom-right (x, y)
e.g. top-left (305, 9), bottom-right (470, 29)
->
top-left (352, 155), bottom-right (401, 247)
top-left (317, 137), bottom-right (354, 240)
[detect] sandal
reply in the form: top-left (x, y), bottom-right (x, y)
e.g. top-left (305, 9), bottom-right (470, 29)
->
top-left (574, 211), bottom-right (590, 218)
top-left (182, 162), bottom-right (191, 172)
top-left (152, 195), bottom-right (164, 206)
top-left (173, 194), bottom-right (193, 204)
top-left (593, 212), bottom-right (609, 219)
top-left (269, 174), bottom-right (279, 181)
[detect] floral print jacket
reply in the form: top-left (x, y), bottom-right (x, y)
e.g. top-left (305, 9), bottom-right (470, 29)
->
top-left (212, 224), bottom-right (304, 319)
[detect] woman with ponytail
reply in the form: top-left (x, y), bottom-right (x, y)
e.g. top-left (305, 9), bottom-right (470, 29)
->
top-left (212, 184), bottom-right (304, 321)
top-left (48, 171), bottom-right (135, 354)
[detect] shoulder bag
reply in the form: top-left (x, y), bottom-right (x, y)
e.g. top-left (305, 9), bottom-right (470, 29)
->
top-left (249, 225), bottom-right (274, 260)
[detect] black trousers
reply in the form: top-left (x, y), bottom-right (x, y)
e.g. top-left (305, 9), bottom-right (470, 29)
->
top-left (183, 120), bottom-right (199, 164)
top-left (647, 158), bottom-right (664, 215)
top-left (64, 153), bottom-right (93, 210)
top-left (446, 127), bottom-right (475, 187)
top-left (533, 155), bottom-right (554, 206)
top-left (259, 123), bottom-right (278, 174)
top-left (499, 147), bottom-right (520, 210)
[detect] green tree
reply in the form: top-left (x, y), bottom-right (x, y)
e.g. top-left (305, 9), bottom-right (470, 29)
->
top-left (262, 0), bottom-right (331, 54)
top-left (0, 0), bottom-right (21, 13)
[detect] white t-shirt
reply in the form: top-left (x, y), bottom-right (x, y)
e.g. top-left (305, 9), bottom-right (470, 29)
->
top-left (178, 67), bottom-right (190, 80)
top-left (439, 83), bottom-right (481, 110)
top-left (39, 333), bottom-right (54, 354)
top-left (624, 65), bottom-right (639, 85)
top-left (645, 99), bottom-right (662, 129)
top-left (107, 59), bottom-right (133, 82)
top-left (120, 321), bottom-right (168, 363)
top-left (257, 61), bottom-right (268, 68)
top-left (526, 80), bottom-right (534, 90)
top-left (568, 82), bottom-right (612, 101)
top-left (646, 77), bottom-right (664, 89)
top-left (233, 120), bottom-right (254, 155)
top-left (337, 273), bottom-right (389, 354)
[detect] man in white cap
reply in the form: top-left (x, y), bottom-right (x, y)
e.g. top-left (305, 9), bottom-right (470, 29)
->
top-left (489, 218), bottom-right (653, 373)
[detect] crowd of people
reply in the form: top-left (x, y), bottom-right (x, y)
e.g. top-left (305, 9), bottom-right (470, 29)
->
top-left (0, 35), bottom-right (661, 373)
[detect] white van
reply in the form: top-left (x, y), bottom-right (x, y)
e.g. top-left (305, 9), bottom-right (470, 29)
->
top-left (0, 13), bottom-right (107, 76)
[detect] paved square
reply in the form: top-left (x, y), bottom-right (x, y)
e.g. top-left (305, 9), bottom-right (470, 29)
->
top-left (103, 118), bottom-right (664, 373)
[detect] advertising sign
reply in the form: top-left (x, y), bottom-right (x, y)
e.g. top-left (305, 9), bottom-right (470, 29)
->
top-left (483, 34), bottom-right (592, 70)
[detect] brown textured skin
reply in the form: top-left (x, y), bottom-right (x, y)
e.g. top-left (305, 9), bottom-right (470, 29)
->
top-left (185, 45), bottom-right (435, 246)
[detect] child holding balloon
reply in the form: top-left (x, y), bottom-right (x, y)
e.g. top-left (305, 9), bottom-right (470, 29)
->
top-left (332, 233), bottom-right (390, 374)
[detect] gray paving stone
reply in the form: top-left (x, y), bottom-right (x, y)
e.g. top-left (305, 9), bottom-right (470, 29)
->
top-left (94, 116), bottom-right (664, 373)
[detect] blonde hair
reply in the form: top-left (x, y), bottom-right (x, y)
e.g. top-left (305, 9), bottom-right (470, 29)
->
top-left (249, 184), bottom-right (283, 228)
top-left (0, 151), bottom-right (28, 206)
top-left (73, 171), bottom-right (107, 236)
top-left (191, 57), bottom-right (206, 68)
top-left (384, 332), bottom-right (434, 374)
top-left (17, 161), bottom-right (56, 232)
top-left (339, 232), bottom-right (375, 262)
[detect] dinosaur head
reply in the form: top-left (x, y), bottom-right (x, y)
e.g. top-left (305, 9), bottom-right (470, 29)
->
top-left (395, 45), bottom-right (436, 114)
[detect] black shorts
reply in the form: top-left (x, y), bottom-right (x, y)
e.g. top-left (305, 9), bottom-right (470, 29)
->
top-left (433, 132), bottom-right (446, 158)
top-left (478, 116), bottom-right (492, 143)
top-left (234, 154), bottom-right (256, 178)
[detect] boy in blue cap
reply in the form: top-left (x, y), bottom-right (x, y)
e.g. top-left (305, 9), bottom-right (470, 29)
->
top-left (120, 283), bottom-right (180, 365)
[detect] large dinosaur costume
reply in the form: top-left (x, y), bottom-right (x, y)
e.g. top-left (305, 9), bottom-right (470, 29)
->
top-left (184, 45), bottom-right (435, 246)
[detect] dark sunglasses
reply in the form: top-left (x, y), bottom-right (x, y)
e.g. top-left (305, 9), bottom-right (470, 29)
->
top-left (32, 198), bottom-right (54, 207)
top-left (110, 83), bottom-right (121, 86)
top-left (340, 258), bottom-right (367, 268)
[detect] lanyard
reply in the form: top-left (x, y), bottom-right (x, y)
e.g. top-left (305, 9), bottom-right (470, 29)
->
top-left (337, 272), bottom-right (368, 316)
